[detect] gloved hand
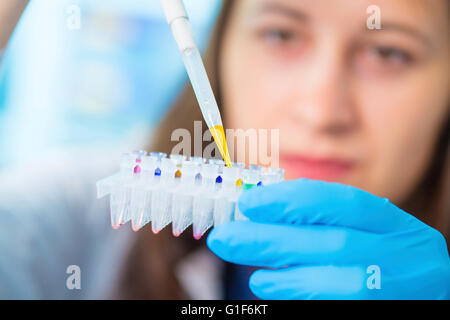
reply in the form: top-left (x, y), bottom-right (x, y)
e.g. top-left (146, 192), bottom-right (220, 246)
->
top-left (207, 179), bottom-right (450, 299)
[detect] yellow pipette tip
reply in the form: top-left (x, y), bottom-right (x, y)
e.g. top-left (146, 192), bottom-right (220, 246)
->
top-left (210, 125), bottom-right (232, 168)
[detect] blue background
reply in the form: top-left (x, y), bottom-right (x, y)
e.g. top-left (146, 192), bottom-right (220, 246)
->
top-left (0, 0), bottom-right (221, 168)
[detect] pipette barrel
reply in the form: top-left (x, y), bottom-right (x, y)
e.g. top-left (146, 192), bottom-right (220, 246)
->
top-left (159, 0), bottom-right (232, 168)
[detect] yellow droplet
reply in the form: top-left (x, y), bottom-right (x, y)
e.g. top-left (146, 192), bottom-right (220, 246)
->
top-left (236, 178), bottom-right (242, 187)
top-left (175, 170), bottom-right (182, 178)
top-left (210, 125), bottom-right (232, 168)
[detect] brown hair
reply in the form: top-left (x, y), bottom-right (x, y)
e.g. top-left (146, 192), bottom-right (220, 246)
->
top-left (119, 0), bottom-right (449, 299)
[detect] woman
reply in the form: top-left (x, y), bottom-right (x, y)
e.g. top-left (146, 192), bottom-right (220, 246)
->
top-left (0, 0), bottom-right (449, 299)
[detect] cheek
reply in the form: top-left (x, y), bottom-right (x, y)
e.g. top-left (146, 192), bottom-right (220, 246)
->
top-left (222, 42), bottom-right (292, 131)
top-left (361, 107), bottom-right (430, 202)
top-left (356, 69), bottom-right (449, 202)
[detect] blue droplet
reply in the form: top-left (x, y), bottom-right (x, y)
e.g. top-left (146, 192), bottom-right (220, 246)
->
top-left (216, 176), bottom-right (223, 184)
top-left (155, 168), bottom-right (162, 176)
top-left (195, 173), bottom-right (202, 181)
top-left (257, 181), bottom-right (262, 186)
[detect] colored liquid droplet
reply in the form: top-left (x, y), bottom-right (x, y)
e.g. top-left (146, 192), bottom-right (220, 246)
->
top-left (236, 178), bottom-right (243, 187)
top-left (216, 176), bottom-right (223, 184)
top-left (175, 170), bottom-right (182, 178)
top-left (257, 181), bottom-right (262, 186)
top-left (134, 165), bottom-right (141, 174)
top-left (173, 230), bottom-right (181, 237)
top-left (210, 125), bottom-right (232, 168)
top-left (155, 168), bottom-right (161, 176)
top-left (243, 183), bottom-right (257, 191)
top-left (193, 233), bottom-right (202, 240)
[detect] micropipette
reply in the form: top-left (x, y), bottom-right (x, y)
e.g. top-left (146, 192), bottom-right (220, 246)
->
top-left (159, 0), bottom-right (232, 168)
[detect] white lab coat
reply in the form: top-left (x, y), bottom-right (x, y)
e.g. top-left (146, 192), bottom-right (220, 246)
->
top-left (0, 149), bottom-right (223, 299)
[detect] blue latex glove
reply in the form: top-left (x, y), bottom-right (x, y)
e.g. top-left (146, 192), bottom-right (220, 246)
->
top-left (207, 179), bottom-right (450, 299)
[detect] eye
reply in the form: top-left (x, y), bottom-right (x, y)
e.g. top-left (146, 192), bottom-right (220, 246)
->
top-left (260, 28), bottom-right (302, 45)
top-left (354, 44), bottom-right (417, 76)
top-left (370, 46), bottom-right (414, 66)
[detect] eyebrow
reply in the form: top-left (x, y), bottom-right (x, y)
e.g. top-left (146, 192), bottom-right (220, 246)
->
top-left (255, 3), bottom-right (434, 47)
top-left (255, 2), bottom-right (309, 22)
top-left (368, 22), bottom-right (433, 47)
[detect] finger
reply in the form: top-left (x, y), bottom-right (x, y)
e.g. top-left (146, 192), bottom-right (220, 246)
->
top-left (238, 179), bottom-right (425, 233)
top-left (207, 221), bottom-right (380, 268)
top-left (249, 265), bottom-right (369, 300)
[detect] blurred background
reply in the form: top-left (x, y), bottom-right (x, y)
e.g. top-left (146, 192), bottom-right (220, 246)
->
top-left (0, 0), bottom-right (221, 168)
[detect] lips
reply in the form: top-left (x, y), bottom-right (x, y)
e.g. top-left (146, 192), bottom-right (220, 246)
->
top-left (280, 154), bottom-right (355, 181)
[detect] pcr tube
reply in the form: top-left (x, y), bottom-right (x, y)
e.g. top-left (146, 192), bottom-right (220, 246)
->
top-left (151, 158), bottom-right (178, 233)
top-left (150, 152), bottom-right (167, 177)
top-left (232, 162), bottom-right (245, 186)
top-left (192, 163), bottom-right (220, 239)
top-left (109, 153), bottom-right (138, 229)
top-left (213, 166), bottom-right (241, 227)
top-left (130, 156), bottom-right (159, 231)
top-left (234, 168), bottom-right (262, 221)
top-left (263, 167), bottom-right (285, 185)
top-left (170, 154), bottom-right (187, 178)
top-left (121, 151), bottom-right (147, 224)
top-left (171, 161), bottom-right (201, 236)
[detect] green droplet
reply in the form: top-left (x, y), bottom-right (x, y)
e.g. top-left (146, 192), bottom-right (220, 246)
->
top-left (243, 183), bottom-right (257, 191)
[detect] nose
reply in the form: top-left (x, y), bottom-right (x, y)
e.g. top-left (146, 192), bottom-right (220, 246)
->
top-left (289, 49), bottom-right (357, 136)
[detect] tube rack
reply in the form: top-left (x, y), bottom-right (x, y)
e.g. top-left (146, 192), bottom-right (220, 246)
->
top-left (97, 151), bottom-right (284, 239)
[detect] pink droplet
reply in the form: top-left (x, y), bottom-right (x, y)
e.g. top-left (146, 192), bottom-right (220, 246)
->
top-left (193, 233), bottom-right (202, 240)
top-left (134, 165), bottom-right (141, 174)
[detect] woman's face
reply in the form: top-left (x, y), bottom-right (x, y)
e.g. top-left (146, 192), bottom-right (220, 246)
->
top-left (221, 0), bottom-right (450, 203)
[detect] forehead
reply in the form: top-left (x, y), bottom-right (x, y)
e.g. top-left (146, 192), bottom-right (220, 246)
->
top-left (235, 0), bottom-right (448, 34)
